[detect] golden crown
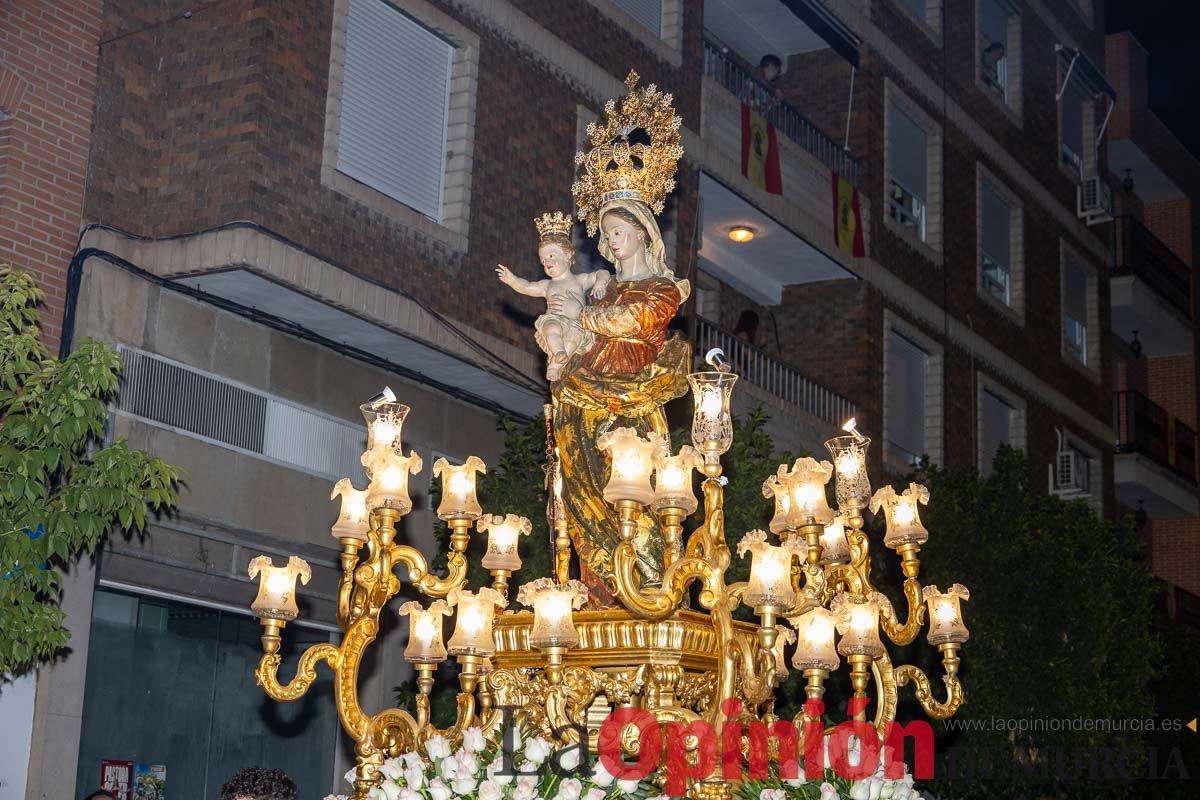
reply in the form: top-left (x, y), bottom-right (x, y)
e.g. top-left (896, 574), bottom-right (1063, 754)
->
top-left (535, 211), bottom-right (573, 240)
top-left (571, 71), bottom-right (684, 235)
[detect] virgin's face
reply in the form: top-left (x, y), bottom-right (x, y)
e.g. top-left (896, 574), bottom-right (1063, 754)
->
top-left (538, 243), bottom-right (572, 278)
top-left (601, 214), bottom-right (644, 261)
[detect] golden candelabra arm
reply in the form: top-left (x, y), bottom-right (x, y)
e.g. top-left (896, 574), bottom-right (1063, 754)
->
top-left (893, 643), bottom-right (965, 719)
top-left (611, 541), bottom-right (718, 620)
top-left (412, 654), bottom-right (501, 745)
top-left (255, 632), bottom-right (341, 702)
top-left (880, 577), bottom-right (926, 646)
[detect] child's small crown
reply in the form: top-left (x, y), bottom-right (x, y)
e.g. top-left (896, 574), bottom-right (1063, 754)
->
top-left (535, 211), bottom-right (573, 240)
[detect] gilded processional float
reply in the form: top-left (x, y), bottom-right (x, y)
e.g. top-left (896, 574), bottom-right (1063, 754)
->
top-left (245, 73), bottom-right (969, 800)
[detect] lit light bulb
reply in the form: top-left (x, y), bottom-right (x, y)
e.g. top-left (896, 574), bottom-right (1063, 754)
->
top-left (541, 591), bottom-right (572, 623)
top-left (458, 611), bottom-right (483, 635)
top-left (265, 570), bottom-right (293, 597)
top-left (850, 605), bottom-right (875, 634)
top-left (344, 492), bottom-right (367, 523)
top-left (700, 387), bottom-right (723, 417)
top-left (615, 451), bottom-right (644, 479)
top-left (379, 463), bottom-right (406, 491)
top-left (658, 463), bottom-right (685, 491)
top-left (757, 553), bottom-right (786, 585)
top-left (448, 471), bottom-right (473, 498)
top-left (414, 614), bottom-right (438, 643)
top-left (893, 499), bottom-right (916, 526)
top-left (793, 482), bottom-right (822, 512)
top-left (804, 612), bottom-right (835, 646)
top-left (933, 598), bottom-right (958, 624)
top-left (837, 450), bottom-right (862, 476)
top-left (371, 418), bottom-right (399, 448)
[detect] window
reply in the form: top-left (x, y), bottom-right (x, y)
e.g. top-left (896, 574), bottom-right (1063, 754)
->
top-left (978, 380), bottom-right (1024, 475)
top-left (1062, 254), bottom-right (1090, 366)
top-left (1060, 81), bottom-right (1086, 178)
top-left (977, 0), bottom-right (1019, 113)
top-left (1071, 445), bottom-right (1092, 494)
top-left (887, 329), bottom-right (929, 466)
top-left (980, 181), bottom-right (1012, 304)
top-left (894, 0), bottom-right (943, 37)
top-left (887, 104), bottom-right (928, 241)
top-left (337, 0), bottom-right (453, 221)
top-left (76, 589), bottom-right (338, 798)
top-left (613, 0), bottom-right (662, 36)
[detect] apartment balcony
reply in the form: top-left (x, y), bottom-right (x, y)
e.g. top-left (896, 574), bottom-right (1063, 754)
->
top-left (695, 316), bottom-right (854, 454)
top-left (1113, 390), bottom-right (1198, 518)
top-left (702, 39), bottom-right (861, 186)
top-left (1110, 216), bottom-right (1195, 356)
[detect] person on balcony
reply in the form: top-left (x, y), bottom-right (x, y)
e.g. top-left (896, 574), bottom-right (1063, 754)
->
top-left (739, 53), bottom-right (785, 115)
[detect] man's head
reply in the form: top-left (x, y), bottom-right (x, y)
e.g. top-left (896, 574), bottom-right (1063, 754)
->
top-left (219, 768), bottom-right (298, 800)
top-left (759, 53), bottom-right (783, 82)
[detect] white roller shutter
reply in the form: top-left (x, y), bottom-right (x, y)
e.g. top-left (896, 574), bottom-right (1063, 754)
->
top-left (889, 104), bottom-right (927, 202)
top-left (887, 329), bottom-right (928, 462)
top-left (614, 0), bottom-right (662, 36)
top-left (338, 0), bottom-right (453, 221)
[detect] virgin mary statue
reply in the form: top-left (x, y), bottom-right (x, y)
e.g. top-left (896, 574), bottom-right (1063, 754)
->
top-left (550, 73), bottom-right (691, 605)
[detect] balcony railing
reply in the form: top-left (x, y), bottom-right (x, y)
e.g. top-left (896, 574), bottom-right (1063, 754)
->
top-left (1114, 390), bottom-right (1197, 484)
top-left (695, 316), bottom-right (855, 427)
top-left (1112, 215), bottom-right (1194, 320)
top-left (703, 38), bottom-right (862, 187)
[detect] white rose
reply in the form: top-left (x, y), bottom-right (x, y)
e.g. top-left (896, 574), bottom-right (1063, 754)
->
top-left (868, 777), bottom-right (884, 800)
top-left (525, 737), bottom-right (554, 765)
top-left (367, 789), bottom-right (388, 800)
top-left (585, 789), bottom-right (606, 800)
top-left (344, 768), bottom-right (359, 787)
top-left (558, 747), bottom-right (582, 772)
top-left (555, 777), bottom-right (584, 800)
top-left (463, 727), bottom-right (488, 754)
top-left (513, 775), bottom-right (539, 800)
top-left (486, 759), bottom-right (514, 786)
top-left (820, 782), bottom-right (839, 800)
top-left (617, 776), bottom-right (640, 793)
top-left (451, 776), bottom-right (478, 795)
top-left (378, 784), bottom-right (401, 800)
top-left (591, 761), bottom-right (614, 788)
top-left (401, 752), bottom-right (424, 772)
top-left (427, 778), bottom-right (452, 800)
top-left (403, 763), bottom-right (424, 791)
top-left (850, 783), bottom-right (871, 800)
top-left (426, 735), bottom-right (452, 761)
top-left (478, 779), bottom-right (503, 800)
top-left (379, 758), bottom-right (404, 782)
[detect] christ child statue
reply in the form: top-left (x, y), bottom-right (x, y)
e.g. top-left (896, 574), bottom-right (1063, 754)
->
top-left (496, 211), bottom-right (611, 381)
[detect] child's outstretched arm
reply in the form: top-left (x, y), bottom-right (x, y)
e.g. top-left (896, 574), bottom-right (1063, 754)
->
top-left (496, 264), bottom-right (547, 298)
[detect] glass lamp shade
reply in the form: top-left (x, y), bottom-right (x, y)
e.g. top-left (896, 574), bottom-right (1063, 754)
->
top-left (824, 430), bottom-right (872, 508)
top-left (787, 457), bottom-right (836, 526)
top-left (792, 607), bottom-right (840, 671)
top-left (397, 600), bottom-right (451, 663)
top-left (247, 555), bottom-right (311, 621)
top-left (762, 465), bottom-right (794, 535)
top-left (772, 623), bottom-right (796, 682)
top-left (688, 371), bottom-right (738, 459)
top-left (433, 456), bottom-right (486, 520)
top-left (923, 584), bottom-right (970, 646)
top-left (652, 445), bottom-right (702, 514)
top-left (477, 513), bottom-right (532, 571)
top-left (818, 514), bottom-right (851, 565)
top-left (870, 482), bottom-right (931, 549)
top-left (360, 396), bottom-right (409, 453)
top-left (446, 587), bottom-right (507, 657)
top-left (737, 530), bottom-right (803, 609)
top-left (596, 428), bottom-right (663, 505)
top-left (832, 592), bottom-right (891, 659)
top-left (330, 478), bottom-right (370, 542)
top-left (517, 578), bottom-right (589, 649)
top-left (363, 447), bottom-right (423, 513)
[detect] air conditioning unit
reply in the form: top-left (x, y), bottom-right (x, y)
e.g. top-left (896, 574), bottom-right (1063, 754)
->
top-left (1076, 176), bottom-right (1113, 225)
top-left (1048, 429), bottom-right (1090, 497)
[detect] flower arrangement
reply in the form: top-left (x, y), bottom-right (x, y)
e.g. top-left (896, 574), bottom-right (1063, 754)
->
top-left (324, 730), bottom-right (924, 800)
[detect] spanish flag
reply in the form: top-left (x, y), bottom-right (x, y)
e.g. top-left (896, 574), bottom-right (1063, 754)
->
top-left (741, 104), bottom-right (783, 195)
top-left (832, 171), bottom-right (865, 257)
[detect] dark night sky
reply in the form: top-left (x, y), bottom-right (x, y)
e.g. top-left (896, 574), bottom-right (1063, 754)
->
top-left (1105, 0), bottom-right (1200, 158)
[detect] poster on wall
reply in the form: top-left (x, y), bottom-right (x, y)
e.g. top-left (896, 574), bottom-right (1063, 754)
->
top-left (132, 764), bottom-right (166, 800)
top-left (99, 760), bottom-right (132, 800)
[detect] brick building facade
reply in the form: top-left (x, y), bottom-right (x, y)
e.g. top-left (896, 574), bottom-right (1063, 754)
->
top-left (1105, 32), bottom-right (1200, 602)
top-left (0, 1), bottom-right (103, 351)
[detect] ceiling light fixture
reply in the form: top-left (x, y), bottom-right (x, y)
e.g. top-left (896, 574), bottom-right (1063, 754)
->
top-left (728, 225), bottom-right (756, 243)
